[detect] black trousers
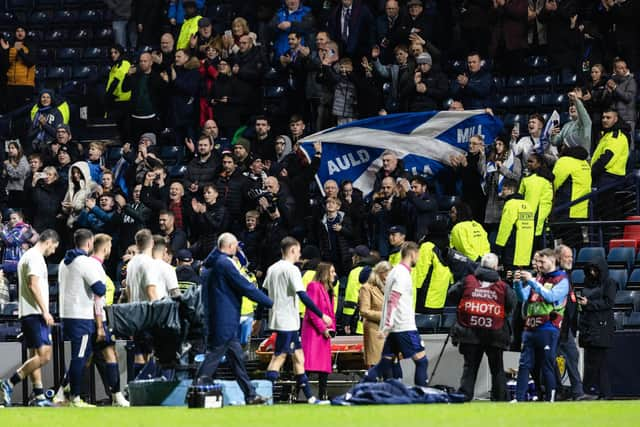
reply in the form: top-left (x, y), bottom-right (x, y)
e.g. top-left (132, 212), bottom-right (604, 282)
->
top-left (458, 343), bottom-right (506, 401)
top-left (583, 346), bottom-right (612, 398)
top-left (195, 337), bottom-right (256, 401)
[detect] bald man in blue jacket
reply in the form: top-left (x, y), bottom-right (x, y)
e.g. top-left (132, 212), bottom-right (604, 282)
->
top-left (195, 232), bottom-right (273, 404)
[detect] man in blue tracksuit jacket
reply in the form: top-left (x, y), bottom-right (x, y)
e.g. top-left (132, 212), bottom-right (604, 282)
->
top-left (195, 232), bottom-right (273, 404)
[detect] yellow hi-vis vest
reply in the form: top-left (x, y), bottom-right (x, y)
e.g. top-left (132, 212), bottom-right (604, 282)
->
top-left (388, 248), bottom-right (401, 266)
top-left (591, 129), bottom-right (629, 177)
top-left (232, 259), bottom-right (258, 316)
top-left (450, 220), bottom-right (490, 261)
top-left (412, 242), bottom-right (453, 311)
top-left (496, 197), bottom-right (535, 267)
top-left (553, 156), bottom-right (591, 219)
top-left (299, 269), bottom-right (316, 317)
top-left (518, 173), bottom-right (553, 237)
top-left (177, 15), bottom-right (202, 50)
top-left (107, 59), bottom-right (132, 102)
top-left (30, 101), bottom-right (69, 125)
top-left (105, 275), bottom-right (115, 306)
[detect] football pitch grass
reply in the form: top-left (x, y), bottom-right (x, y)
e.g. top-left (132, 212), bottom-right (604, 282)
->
top-left (2, 401), bottom-right (639, 427)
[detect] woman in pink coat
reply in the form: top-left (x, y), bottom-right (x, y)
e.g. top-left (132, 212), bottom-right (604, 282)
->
top-left (301, 262), bottom-right (336, 400)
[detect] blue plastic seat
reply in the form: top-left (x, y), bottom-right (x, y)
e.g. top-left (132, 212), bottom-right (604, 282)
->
top-left (263, 66), bottom-right (279, 82)
top-left (0, 12), bottom-right (16, 24)
top-left (8, 0), bottom-right (33, 10)
top-left (622, 312), bottom-right (640, 329)
top-left (542, 93), bottom-right (567, 107)
top-left (614, 290), bottom-right (640, 312)
top-left (507, 75), bottom-right (528, 89)
top-left (37, 47), bottom-right (52, 61)
top-left (492, 76), bottom-right (505, 91)
top-left (53, 9), bottom-right (77, 23)
top-left (83, 46), bottom-right (108, 60)
top-left (609, 269), bottom-right (628, 290)
top-left (56, 47), bottom-right (82, 62)
top-left (560, 70), bottom-right (577, 86)
top-left (35, 67), bottom-right (46, 81)
top-left (78, 9), bottom-right (103, 23)
top-left (264, 86), bottom-right (285, 99)
top-left (39, 0), bottom-right (61, 6)
top-left (628, 269), bottom-right (640, 290)
top-left (497, 95), bottom-right (519, 109)
top-left (169, 165), bottom-right (187, 179)
top-left (46, 65), bottom-right (71, 80)
top-left (72, 64), bottom-right (97, 79)
top-left (415, 314), bottom-right (441, 333)
top-left (158, 146), bottom-right (184, 165)
top-left (29, 10), bottom-right (53, 25)
top-left (94, 27), bottom-right (113, 42)
top-left (608, 247), bottom-right (635, 272)
top-left (522, 94), bottom-right (541, 108)
top-left (575, 247), bottom-right (606, 269)
top-left (43, 29), bottom-right (68, 43)
top-left (526, 55), bottom-right (549, 70)
top-left (530, 73), bottom-right (557, 88)
top-left (571, 269), bottom-right (585, 289)
top-left (613, 311), bottom-right (625, 330)
top-left (26, 29), bottom-right (42, 41)
top-left (69, 28), bottom-right (92, 43)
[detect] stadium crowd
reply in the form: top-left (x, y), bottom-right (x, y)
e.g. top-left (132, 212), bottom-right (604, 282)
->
top-left (0, 0), bottom-right (638, 407)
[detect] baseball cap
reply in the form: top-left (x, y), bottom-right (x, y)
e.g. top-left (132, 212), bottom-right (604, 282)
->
top-left (176, 249), bottom-right (193, 262)
top-left (198, 17), bottom-right (211, 28)
top-left (349, 245), bottom-right (370, 258)
top-left (388, 225), bottom-right (407, 235)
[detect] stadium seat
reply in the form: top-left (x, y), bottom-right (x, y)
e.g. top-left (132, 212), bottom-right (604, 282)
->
top-left (83, 46), bottom-right (108, 60)
top-left (560, 70), bottom-right (577, 86)
top-left (526, 55), bottom-right (549, 70)
top-left (415, 314), bottom-right (441, 333)
top-left (622, 312), bottom-right (640, 329)
top-left (72, 64), bottom-right (97, 79)
top-left (575, 247), bottom-right (606, 269)
top-left (613, 311), bottom-right (625, 330)
top-left (69, 28), bottom-right (92, 43)
top-left (56, 47), bottom-right (82, 62)
top-left (448, 59), bottom-right (465, 75)
top-left (263, 66), bottom-right (279, 82)
top-left (441, 313), bottom-right (456, 330)
top-left (94, 27), bottom-right (114, 42)
top-left (608, 247), bottom-right (635, 272)
top-left (78, 9), bottom-right (103, 23)
top-left (0, 12), bottom-right (16, 24)
top-left (26, 29), bottom-right (43, 41)
top-left (622, 216), bottom-right (640, 249)
top-left (609, 269), bottom-right (628, 290)
top-left (530, 73), bottom-right (558, 88)
top-left (43, 29), bottom-right (68, 44)
top-left (436, 195), bottom-right (460, 212)
top-left (542, 93), bottom-right (567, 107)
top-left (53, 9), bottom-right (77, 23)
top-left (613, 290), bottom-right (639, 312)
top-left (522, 94), bottom-right (541, 108)
top-left (8, 0), bottom-right (33, 10)
top-left (264, 86), bottom-right (285, 99)
top-left (492, 76), bottom-right (505, 91)
top-left (169, 165), bottom-right (187, 179)
top-left (506, 76), bottom-right (528, 89)
top-left (39, 0), bottom-right (61, 6)
top-left (628, 269), bottom-right (640, 290)
top-left (0, 302), bottom-right (18, 316)
top-left (497, 95), bottom-right (519, 109)
top-left (571, 269), bottom-right (585, 289)
top-left (29, 10), bottom-right (53, 26)
top-left (158, 146), bottom-right (184, 165)
top-left (37, 47), bottom-right (52, 61)
top-left (46, 65), bottom-right (72, 80)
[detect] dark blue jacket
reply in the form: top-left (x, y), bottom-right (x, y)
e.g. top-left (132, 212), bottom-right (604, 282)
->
top-left (202, 249), bottom-right (273, 346)
top-left (450, 67), bottom-right (493, 109)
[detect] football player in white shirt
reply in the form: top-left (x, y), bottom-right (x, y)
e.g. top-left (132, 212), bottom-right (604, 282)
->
top-left (263, 237), bottom-right (333, 404)
top-left (0, 230), bottom-right (59, 407)
top-left (58, 229), bottom-right (106, 407)
top-left (124, 229), bottom-right (163, 376)
top-left (90, 234), bottom-right (129, 407)
top-left (366, 242), bottom-right (429, 386)
top-left (151, 235), bottom-right (180, 299)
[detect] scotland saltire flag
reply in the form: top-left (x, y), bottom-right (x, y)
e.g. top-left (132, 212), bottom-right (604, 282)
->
top-left (300, 110), bottom-right (504, 195)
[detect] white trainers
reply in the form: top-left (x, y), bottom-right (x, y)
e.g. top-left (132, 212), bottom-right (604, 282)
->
top-left (69, 396), bottom-right (96, 408)
top-left (52, 386), bottom-right (69, 406)
top-left (307, 396), bottom-right (330, 405)
top-left (112, 392), bottom-right (130, 407)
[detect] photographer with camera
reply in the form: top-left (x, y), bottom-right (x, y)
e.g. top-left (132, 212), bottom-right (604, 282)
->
top-left (512, 248), bottom-right (569, 402)
top-left (448, 253), bottom-right (515, 401)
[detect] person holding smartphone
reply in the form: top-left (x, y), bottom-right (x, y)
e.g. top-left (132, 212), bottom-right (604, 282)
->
top-left (512, 248), bottom-right (569, 402)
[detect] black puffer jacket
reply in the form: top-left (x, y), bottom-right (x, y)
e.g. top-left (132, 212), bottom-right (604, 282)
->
top-left (448, 266), bottom-right (516, 349)
top-left (578, 256), bottom-right (616, 349)
top-left (215, 169), bottom-right (250, 218)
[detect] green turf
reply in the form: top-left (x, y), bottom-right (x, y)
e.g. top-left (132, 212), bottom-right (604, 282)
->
top-left (2, 401), bottom-right (639, 427)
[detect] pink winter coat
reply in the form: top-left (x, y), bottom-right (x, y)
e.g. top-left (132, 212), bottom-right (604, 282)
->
top-left (301, 281), bottom-right (335, 373)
